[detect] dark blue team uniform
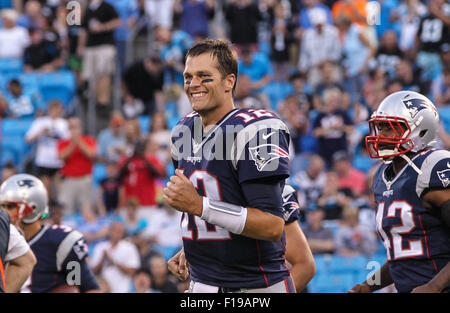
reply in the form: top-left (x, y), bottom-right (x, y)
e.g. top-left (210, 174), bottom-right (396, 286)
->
top-left (21, 224), bottom-right (99, 293)
top-left (373, 149), bottom-right (450, 293)
top-left (282, 185), bottom-right (300, 225)
top-left (172, 108), bottom-right (292, 289)
top-left (0, 210), bottom-right (10, 293)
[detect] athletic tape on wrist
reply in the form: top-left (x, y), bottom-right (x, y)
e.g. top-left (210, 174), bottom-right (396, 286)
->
top-left (201, 197), bottom-right (248, 234)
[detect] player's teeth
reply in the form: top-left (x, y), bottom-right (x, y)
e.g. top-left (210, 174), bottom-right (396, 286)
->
top-left (192, 93), bottom-right (206, 98)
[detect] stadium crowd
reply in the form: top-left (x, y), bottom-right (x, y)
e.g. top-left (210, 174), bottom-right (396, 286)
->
top-left (0, 0), bottom-right (449, 293)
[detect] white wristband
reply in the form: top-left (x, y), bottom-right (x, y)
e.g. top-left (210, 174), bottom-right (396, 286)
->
top-left (201, 197), bottom-right (248, 234)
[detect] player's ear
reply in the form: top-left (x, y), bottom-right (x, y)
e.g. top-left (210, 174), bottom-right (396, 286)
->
top-left (224, 74), bottom-right (236, 93)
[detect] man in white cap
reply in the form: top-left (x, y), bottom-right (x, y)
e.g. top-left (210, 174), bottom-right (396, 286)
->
top-left (0, 9), bottom-right (31, 59)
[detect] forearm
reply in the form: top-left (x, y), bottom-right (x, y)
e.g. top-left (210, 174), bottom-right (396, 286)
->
top-left (290, 262), bottom-right (315, 292)
top-left (240, 207), bottom-right (284, 241)
top-left (5, 250), bottom-right (36, 293)
top-left (58, 142), bottom-right (76, 161)
top-left (426, 262), bottom-right (450, 292)
top-left (102, 18), bottom-right (121, 32)
top-left (77, 140), bottom-right (95, 159)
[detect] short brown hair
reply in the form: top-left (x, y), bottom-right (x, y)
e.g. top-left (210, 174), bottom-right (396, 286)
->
top-left (186, 39), bottom-right (238, 91)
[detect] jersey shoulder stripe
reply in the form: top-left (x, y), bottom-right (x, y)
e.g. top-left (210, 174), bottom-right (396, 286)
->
top-left (56, 230), bottom-right (84, 271)
top-left (416, 149), bottom-right (450, 197)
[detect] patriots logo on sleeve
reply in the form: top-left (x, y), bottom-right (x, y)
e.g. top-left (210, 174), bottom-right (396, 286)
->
top-left (437, 169), bottom-right (450, 188)
top-left (402, 99), bottom-right (429, 118)
top-left (72, 239), bottom-right (88, 260)
top-left (249, 144), bottom-right (289, 171)
top-left (16, 179), bottom-right (35, 188)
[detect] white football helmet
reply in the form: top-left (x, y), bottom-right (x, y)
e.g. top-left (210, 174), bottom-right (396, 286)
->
top-left (0, 174), bottom-right (49, 224)
top-left (365, 90), bottom-right (440, 160)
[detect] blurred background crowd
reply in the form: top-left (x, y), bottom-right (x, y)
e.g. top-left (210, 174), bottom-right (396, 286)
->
top-left (0, 0), bottom-right (449, 293)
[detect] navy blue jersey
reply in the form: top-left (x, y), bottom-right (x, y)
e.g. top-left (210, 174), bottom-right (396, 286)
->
top-left (282, 185), bottom-right (300, 225)
top-left (0, 210), bottom-right (10, 293)
top-left (171, 108), bottom-right (291, 288)
top-left (21, 224), bottom-right (99, 293)
top-left (372, 149), bottom-right (450, 293)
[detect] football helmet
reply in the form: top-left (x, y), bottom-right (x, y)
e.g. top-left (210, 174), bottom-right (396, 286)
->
top-left (0, 174), bottom-right (49, 224)
top-left (365, 90), bottom-right (439, 160)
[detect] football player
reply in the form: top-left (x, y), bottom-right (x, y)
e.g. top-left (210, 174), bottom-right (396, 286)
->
top-left (164, 39), bottom-right (296, 292)
top-left (350, 91), bottom-right (450, 293)
top-left (167, 184), bottom-right (316, 292)
top-left (0, 174), bottom-right (101, 293)
top-left (0, 209), bottom-right (36, 293)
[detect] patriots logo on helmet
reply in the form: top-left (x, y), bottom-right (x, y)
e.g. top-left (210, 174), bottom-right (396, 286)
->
top-left (437, 169), bottom-right (450, 188)
top-left (402, 98), bottom-right (429, 119)
top-left (249, 144), bottom-right (289, 171)
top-left (16, 179), bottom-right (35, 188)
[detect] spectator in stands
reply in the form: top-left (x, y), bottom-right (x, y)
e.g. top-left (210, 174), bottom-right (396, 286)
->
top-left (0, 93), bottom-right (8, 118)
top-left (96, 162), bottom-right (119, 213)
top-left (297, 0), bottom-right (333, 30)
top-left (298, 7), bottom-right (341, 88)
top-left (234, 74), bottom-right (271, 111)
top-left (361, 67), bottom-right (388, 122)
top-left (105, 0), bottom-right (139, 71)
top-left (117, 138), bottom-right (166, 210)
top-left (413, 0), bottom-right (450, 80)
top-left (313, 87), bottom-right (354, 168)
top-left (224, 0), bottom-right (261, 53)
top-left (134, 236), bottom-right (163, 272)
top-left (432, 67), bottom-right (450, 106)
top-left (332, 151), bottom-right (367, 197)
top-left (335, 207), bottom-right (378, 257)
top-left (119, 197), bottom-right (148, 238)
top-left (17, 0), bottom-right (42, 30)
top-left (77, 0), bottom-right (121, 108)
top-left (57, 116), bottom-right (96, 215)
top-left (0, 161), bottom-right (17, 183)
top-left (317, 170), bottom-right (353, 220)
top-left (131, 268), bottom-right (160, 293)
top-left (144, 0), bottom-right (175, 29)
top-left (331, 0), bottom-right (367, 26)
top-left (269, 1), bottom-right (294, 82)
top-left (75, 205), bottom-right (110, 253)
top-left (394, 59), bottom-right (430, 94)
top-left (122, 117), bottom-right (143, 155)
top-left (288, 72), bottom-right (312, 112)
top-left (148, 112), bottom-right (172, 166)
top-left (23, 27), bottom-right (64, 72)
top-left (0, 9), bottom-right (30, 59)
top-left (4, 78), bottom-right (44, 118)
top-left (173, 0), bottom-right (215, 39)
top-left (291, 154), bottom-right (327, 211)
top-left (335, 13), bottom-right (376, 104)
top-left (238, 45), bottom-right (273, 95)
top-left (393, 0), bottom-right (427, 52)
top-left (97, 112), bottom-right (127, 164)
top-left (144, 204), bottom-right (182, 252)
top-left (149, 255), bottom-right (179, 293)
top-left (312, 61), bottom-right (348, 112)
top-left (278, 94), bottom-right (309, 154)
top-left (25, 99), bottom-right (69, 202)
top-left (303, 206), bottom-right (335, 255)
top-left (155, 26), bottom-right (193, 86)
top-left (371, 30), bottom-right (404, 79)
top-left (122, 54), bottom-right (165, 115)
top-left (91, 222), bottom-right (141, 293)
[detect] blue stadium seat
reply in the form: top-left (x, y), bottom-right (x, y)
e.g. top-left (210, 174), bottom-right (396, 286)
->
top-left (438, 107), bottom-right (450, 133)
top-left (263, 81), bottom-right (294, 110)
top-left (308, 273), bottom-right (355, 293)
top-left (0, 73), bottom-right (39, 93)
top-left (1, 117), bottom-right (34, 136)
top-left (0, 136), bottom-right (27, 167)
top-left (37, 71), bottom-right (76, 107)
top-left (93, 163), bottom-right (107, 189)
top-left (152, 244), bottom-right (182, 261)
top-left (328, 255), bottom-right (368, 275)
top-left (0, 58), bottom-right (23, 75)
top-left (0, 0), bottom-right (12, 9)
top-left (138, 115), bottom-right (151, 134)
top-left (313, 254), bottom-right (330, 274)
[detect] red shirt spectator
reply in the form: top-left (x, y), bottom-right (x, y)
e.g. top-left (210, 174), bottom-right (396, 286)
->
top-left (117, 140), bottom-right (165, 207)
top-left (58, 135), bottom-right (96, 177)
top-left (332, 151), bottom-right (367, 196)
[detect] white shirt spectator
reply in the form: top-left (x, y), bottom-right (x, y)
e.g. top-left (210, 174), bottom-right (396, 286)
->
top-left (145, 0), bottom-right (174, 28)
top-left (25, 116), bottom-right (70, 169)
top-left (298, 15), bottom-right (341, 73)
top-left (0, 25), bottom-right (30, 59)
top-left (6, 224), bottom-right (30, 262)
top-left (144, 208), bottom-right (182, 247)
top-left (91, 239), bottom-right (140, 293)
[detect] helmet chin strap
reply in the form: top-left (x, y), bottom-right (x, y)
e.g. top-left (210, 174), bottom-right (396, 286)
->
top-left (399, 153), bottom-right (423, 175)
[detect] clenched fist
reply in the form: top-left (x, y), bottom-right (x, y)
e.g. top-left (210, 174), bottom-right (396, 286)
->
top-left (163, 169), bottom-right (203, 216)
